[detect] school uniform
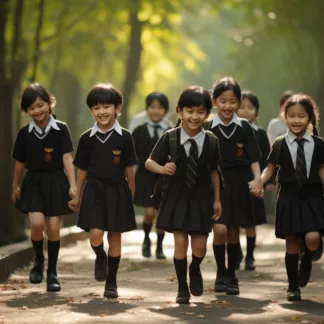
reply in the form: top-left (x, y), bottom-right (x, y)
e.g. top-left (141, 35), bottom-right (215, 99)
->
top-left (12, 115), bottom-right (73, 216)
top-left (269, 131), bottom-right (324, 239)
top-left (132, 121), bottom-right (170, 208)
top-left (251, 122), bottom-right (270, 225)
top-left (207, 114), bottom-right (261, 228)
top-left (150, 127), bottom-right (222, 235)
top-left (74, 120), bottom-right (137, 232)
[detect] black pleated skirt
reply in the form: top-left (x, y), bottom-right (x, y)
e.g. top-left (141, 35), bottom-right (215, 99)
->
top-left (134, 165), bottom-right (157, 208)
top-left (275, 183), bottom-right (324, 239)
top-left (252, 195), bottom-right (267, 226)
top-left (78, 178), bottom-right (136, 232)
top-left (212, 168), bottom-right (255, 228)
top-left (156, 180), bottom-right (213, 235)
top-left (15, 170), bottom-right (72, 216)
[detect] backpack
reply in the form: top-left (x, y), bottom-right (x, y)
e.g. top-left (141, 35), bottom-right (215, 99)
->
top-left (151, 128), bottom-right (217, 208)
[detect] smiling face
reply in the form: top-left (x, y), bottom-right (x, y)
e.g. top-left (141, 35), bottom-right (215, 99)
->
top-left (237, 98), bottom-right (257, 123)
top-left (146, 99), bottom-right (166, 123)
top-left (285, 104), bottom-right (310, 136)
top-left (26, 97), bottom-right (51, 126)
top-left (178, 105), bottom-right (209, 136)
top-left (91, 103), bottom-right (121, 131)
top-left (213, 90), bottom-right (240, 125)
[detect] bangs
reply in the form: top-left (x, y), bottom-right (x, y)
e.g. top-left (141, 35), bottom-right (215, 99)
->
top-left (86, 84), bottom-right (123, 108)
top-left (178, 88), bottom-right (212, 112)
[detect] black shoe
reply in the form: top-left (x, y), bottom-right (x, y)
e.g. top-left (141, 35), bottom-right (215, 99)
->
top-left (189, 267), bottom-right (203, 296)
top-left (245, 258), bottom-right (255, 271)
top-left (104, 285), bottom-right (118, 298)
top-left (29, 261), bottom-right (44, 284)
top-left (298, 260), bottom-right (312, 288)
top-left (214, 276), bottom-right (227, 293)
top-left (156, 247), bottom-right (166, 260)
top-left (46, 272), bottom-right (61, 292)
top-left (312, 238), bottom-right (323, 261)
top-left (287, 287), bottom-right (301, 301)
top-left (142, 239), bottom-right (151, 258)
top-left (236, 248), bottom-right (243, 270)
top-left (226, 277), bottom-right (239, 295)
top-left (94, 256), bottom-right (108, 282)
top-left (176, 289), bottom-right (190, 304)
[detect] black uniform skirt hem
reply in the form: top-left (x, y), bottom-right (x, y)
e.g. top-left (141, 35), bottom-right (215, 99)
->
top-left (15, 170), bottom-right (73, 216)
top-left (275, 183), bottom-right (324, 239)
top-left (252, 196), bottom-right (267, 226)
top-left (156, 181), bottom-right (213, 235)
top-left (78, 178), bottom-right (136, 233)
top-left (212, 168), bottom-right (256, 228)
top-left (134, 165), bottom-right (157, 208)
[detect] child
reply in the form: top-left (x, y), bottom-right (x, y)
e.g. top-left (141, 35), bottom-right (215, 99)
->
top-left (132, 92), bottom-right (170, 259)
top-left (261, 94), bottom-right (324, 301)
top-left (145, 86), bottom-right (222, 304)
top-left (12, 83), bottom-right (75, 292)
top-left (205, 77), bottom-right (262, 295)
top-left (236, 90), bottom-right (270, 270)
top-left (68, 83), bottom-right (137, 298)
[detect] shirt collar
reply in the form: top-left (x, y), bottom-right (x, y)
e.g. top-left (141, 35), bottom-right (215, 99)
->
top-left (211, 113), bottom-right (242, 129)
top-left (147, 120), bottom-right (169, 130)
top-left (286, 130), bottom-right (312, 144)
top-left (28, 115), bottom-right (60, 134)
top-left (251, 121), bottom-right (259, 131)
top-left (89, 120), bottom-right (123, 137)
top-left (180, 128), bottom-right (206, 146)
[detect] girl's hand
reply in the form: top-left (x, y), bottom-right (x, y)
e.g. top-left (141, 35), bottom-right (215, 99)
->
top-left (12, 187), bottom-right (20, 202)
top-left (250, 187), bottom-right (264, 198)
top-left (248, 177), bottom-right (263, 191)
top-left (69, 187), bottom-right (76, 199)
top-left (212, 201), bottom-right (222, 221)
top-left (162, 162), bottom-right (176, 176)
top-left (68, 198), bottom-right (80, 212)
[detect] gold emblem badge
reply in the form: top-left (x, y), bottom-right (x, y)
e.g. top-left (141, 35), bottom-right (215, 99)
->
top-left (236, 143), bottom-right (244, 157)
top-left (44, 148), bottom-right (54, 161)
top-left (112, 149), bottom-right (121, 164)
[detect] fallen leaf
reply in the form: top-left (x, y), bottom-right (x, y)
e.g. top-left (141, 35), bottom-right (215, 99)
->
top-left (180, 312), bottom-right (195, 315)
top-left (290, 315), bottom-right (301, 321)
top-left (197, 314), bottom-right (207, 319)
top-left (99, 313), bottom-right (107, 317)
top-left (130, 296), bottom-right (144, 301)
top-left (166, 277), bottom-right (176, 282)
top-left (204, 287), bottom-right (214, 293)
top-left (127, 262), bottom-right (139, 272)
top-left (82, 293), bottom-right (100, 297)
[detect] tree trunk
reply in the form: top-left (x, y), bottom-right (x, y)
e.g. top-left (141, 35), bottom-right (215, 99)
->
top-left (120, 1), bottom-right (143, 127)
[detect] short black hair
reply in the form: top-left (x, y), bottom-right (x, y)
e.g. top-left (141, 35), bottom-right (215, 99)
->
top-left (242, 90), bottom-right (260, 115)
top-left (145, 92), bottom-right (169, 112)
top-left (212, 77), bottom-right (241, 101)
top-left (279, 90), bottom-right (294, 108)
top-left (86, 83), bottom-right (123, 109)
top-left (20, 83), bottom-right (55, 112)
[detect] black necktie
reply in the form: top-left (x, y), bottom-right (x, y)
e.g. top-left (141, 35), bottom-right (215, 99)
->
top-left (152, 124), bottom-right (161, 141)
top-left (185, 139), bottom-right (198, 188)
top-left (295, 137), bottom-right (307, 184)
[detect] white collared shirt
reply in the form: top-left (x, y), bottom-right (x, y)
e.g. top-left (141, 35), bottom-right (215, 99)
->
top-left (28, 115), bottom-right (60, 134)
top-left (284, 131), bottom-right (314, 177)
top-left (146, 120), bottom-right (169, 139)
top-left (89, 120), bottom-right (123, 137)
top-left (251, 121), bottom-right (259, 131)
top-left (180, 128), bottom-right (206, 157)
top-left (211, 113), bottom-right (242, 129)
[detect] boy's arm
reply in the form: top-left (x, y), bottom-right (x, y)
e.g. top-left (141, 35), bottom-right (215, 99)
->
top-left (12, 161), bottom-right (25, 202)
top-left (125, 166), bottom-right (135, 200)
top-left (63, 152), bottom-right (76, 197)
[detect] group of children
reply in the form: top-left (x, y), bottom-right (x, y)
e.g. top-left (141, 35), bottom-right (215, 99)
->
top-left (11, 77), bottom-right (324, 303)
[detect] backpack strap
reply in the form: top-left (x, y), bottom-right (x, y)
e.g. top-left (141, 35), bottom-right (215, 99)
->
top-left (166, 128), bottom-right (178, 163)
top-left (203, 120), bottom-right (213, 131)
top-left (206, 130), bottom-right (217, 156)
top-left (273, 135), bottom-right (284, 165)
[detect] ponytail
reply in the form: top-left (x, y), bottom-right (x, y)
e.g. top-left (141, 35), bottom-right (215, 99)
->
top-left (312, 117), bottom-right (319, 136)
top-left (174, 117), bottom-right (181, 128)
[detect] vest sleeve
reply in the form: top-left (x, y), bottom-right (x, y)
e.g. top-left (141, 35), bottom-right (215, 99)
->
top-left (73, 135), bottom-right (91, 170)
top-left (12, 129), bottom-right (26, 163)
top-left (123, 131), bottom-right (138, 167)
top-left (150, 132), bottom-right (169, 165)
top-left (60, 123), bottom-right (74, 154)
top-left (243, 121), bottom-right (261, 164)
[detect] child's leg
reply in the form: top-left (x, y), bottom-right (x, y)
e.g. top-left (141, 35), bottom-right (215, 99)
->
top-left (189, 234), bottom-right (207, 296)
top-left (285, 235), bottom-right (301, 301)
top-left (236, 228), bottom-right (243, 270)
top-left (29, 212), bottom-right (45, 284)
top-left (173, 231), bottom-right (190, 303)
top-left (142, 207), bottom-right (156, 257)
top-left (245, 226), bottom-right (256, 270)
top-left (45, 216), bottom-right (62, 292)
top-left (299, 231), bottom-right (320, 288)
top-left (104, 232), bottom-right (121, 298)
top-left (156, 226), bottom-right (166, 260)
top-left (89, 228), bottom-right (107, 282)
top-left (212, 224), bottom-right (227, 277)
top-left (226, 226), bottom-right (240, 295)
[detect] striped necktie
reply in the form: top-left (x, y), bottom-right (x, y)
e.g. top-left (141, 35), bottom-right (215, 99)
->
top-left (152, 124), bottom-right (161, 141)
top-left (185, 139), bottom-right (198, 188)
top-left (295, 137), bottom-right (307, 184)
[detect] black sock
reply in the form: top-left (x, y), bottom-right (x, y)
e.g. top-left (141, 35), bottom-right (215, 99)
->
top-left (227, 243), bottom-right (240, 277)
top-left (31, 239), bottom-right (44, 264)
top-left (213, 244), bottom-right (227, 277)
top-left (174, 257), bottom-right (188, 291)
top-left (246, 236), bottom-right (256, 260)
top-left (302, 246), bottom-right (314, 263)
top-left (106, 255), bottom-right (121, 288)
top-left (91, 242), bottom-right (106, 258)
top-left (285, 253), bottom-right (298, 289)
top-left (47, 240), bottom-right (60, 274)
top-left (189, 254), bottom-right (204, 274)
top-left (143, 222), bottom-right (152, 241)
top-left (156, 232), bottom-right (165, 250)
